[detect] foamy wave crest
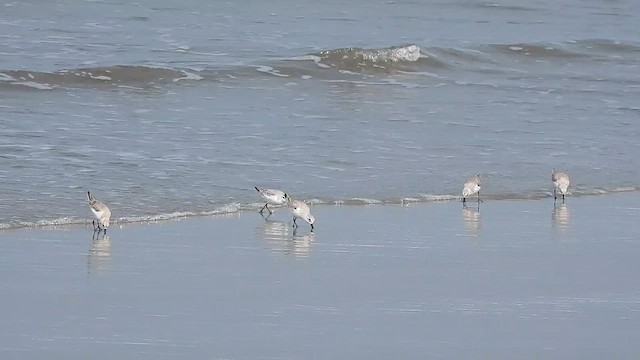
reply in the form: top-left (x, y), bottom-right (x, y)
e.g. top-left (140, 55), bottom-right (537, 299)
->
top-left (310, 44), bottom-right (446, 73)
top-left (0, 65), bottom-right (204, 90)
top-left (417, 194), bottom-right (460, 202)
top-left (0, 203), bottom-right (247, 231)
top-left (118, 203), bottom-right (245, 224)
top-left (0, 217), bottom-right (87, 230)
top-left (0, 72), bottom-right (56, 90)
top-left (344, 198), bottom-right (383, 205)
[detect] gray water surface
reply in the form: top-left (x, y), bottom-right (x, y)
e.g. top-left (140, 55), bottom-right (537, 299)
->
top-left (1, 0), bottom-right (640, 227)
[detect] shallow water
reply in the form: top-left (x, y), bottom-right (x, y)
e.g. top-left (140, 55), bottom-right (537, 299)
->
top-left (1, 0), bottom-right (640, 228)
top-left (1, 193), bottom-right (639, 359)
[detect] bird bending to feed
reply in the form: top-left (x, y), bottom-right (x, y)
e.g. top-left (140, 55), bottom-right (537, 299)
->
top-left (551, 169), bottom-right (570, 202)
top-left (288, 198), bottom-right (315, 231)
top-left (87, 191), bottom-right (111, 234)
top-left (462, 174), bottom-right (482, 203)
top-left (255, 187), bottom-right (289, 215)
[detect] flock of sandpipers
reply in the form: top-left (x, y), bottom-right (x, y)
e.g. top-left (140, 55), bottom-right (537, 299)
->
top-left (87, 169), bottom-right (571, 235)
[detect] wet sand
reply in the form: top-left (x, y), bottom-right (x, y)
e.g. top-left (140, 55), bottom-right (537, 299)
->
top-left (1, 193), bottom-right (640, 359)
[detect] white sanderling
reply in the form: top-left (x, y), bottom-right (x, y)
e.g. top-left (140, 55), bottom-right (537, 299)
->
top-left (288, 198), bottom-right (315, 231)
top-left (551, 169), bottom-right (570, 202)
top-left (462, 174), bottom-right (482, 203)
top-left (255, 186), bottom-right (289, 215)
top-left (87, 191), bottom-right (111, 234)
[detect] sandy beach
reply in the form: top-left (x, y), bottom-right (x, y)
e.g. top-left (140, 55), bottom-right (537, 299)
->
top-left (1, 193), bottom-right (640, 359)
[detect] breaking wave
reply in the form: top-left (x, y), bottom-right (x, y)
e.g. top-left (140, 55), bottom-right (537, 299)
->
top-left (1, 186), bottom-right (638, 231)
top-left (307, 44), bottom-right (446, 72)
top-left (1, 39), bottom-right (637, 91)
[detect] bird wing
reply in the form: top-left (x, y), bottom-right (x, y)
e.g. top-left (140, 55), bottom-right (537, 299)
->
top-left (90, 199), bottom-right (108, 213)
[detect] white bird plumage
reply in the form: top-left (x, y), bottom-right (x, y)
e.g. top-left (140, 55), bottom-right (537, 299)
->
top-left (288, 198), bottom-right (315, 231)
top-left (87, 191), bottom-right (111, 234)
top-left (255, 187), bottom-right (289, 215)
top-left (462, 174), bottom-right (482, 203)
top-left (551, 169), bottom-right (570, 202)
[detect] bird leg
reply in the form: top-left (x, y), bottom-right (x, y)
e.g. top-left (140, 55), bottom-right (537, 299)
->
top-left (260, 211), bottom-right (272, 220)
top-left (293, 217), bottom-right (298, 228)
top-left (258, 203), bottom-right (273, 215)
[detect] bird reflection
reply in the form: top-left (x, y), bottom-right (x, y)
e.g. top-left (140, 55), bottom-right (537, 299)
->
top-left (292, 230), bottom-right (314, 257)
top-left (88, 235), bottom-right (111, 275)
top-left (462, 202), bottom-right (481, 235)
top-left (552, 202), bottom-right (570, 232)
top-left (259, 220), bottom-right (314, 258)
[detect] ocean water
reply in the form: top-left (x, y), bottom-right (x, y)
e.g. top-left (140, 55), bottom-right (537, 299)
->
top-left (1, 0), bottom-right (640, 228)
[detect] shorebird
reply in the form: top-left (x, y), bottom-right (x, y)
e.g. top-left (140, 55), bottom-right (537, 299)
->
top-left (462, 174), bottom-right (482, 203)
top-left (288, 198), bottom-right (315, 231)
top-left (87, 191), bottom-right (111, 234)
top-left (552, 169), bottom-right (570, 202)
top-left (255, 187), bottom-right (289, 215)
